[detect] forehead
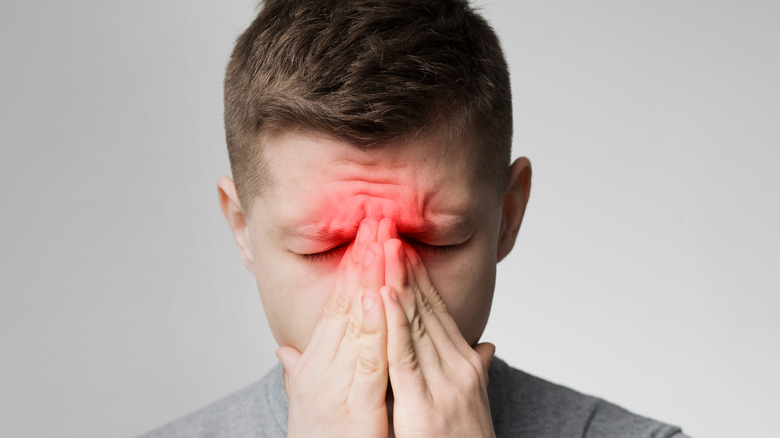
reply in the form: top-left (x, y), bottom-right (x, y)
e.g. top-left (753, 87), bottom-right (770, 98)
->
top-left (254, 130), bottom-right (487, 237)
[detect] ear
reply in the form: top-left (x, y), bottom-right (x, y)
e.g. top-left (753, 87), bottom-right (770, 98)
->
top-left (217, 176), bottom-right (256, 275)
top-left (496, 157), bottom-right (532, 262)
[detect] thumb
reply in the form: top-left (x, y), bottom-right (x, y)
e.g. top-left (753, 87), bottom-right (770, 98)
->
top-left (276, 346), bottom-right (303, 374)
top-left (473, 342), bottom-right (496, 383)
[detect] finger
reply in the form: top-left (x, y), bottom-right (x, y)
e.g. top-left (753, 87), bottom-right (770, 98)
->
top-left (403, 243), bottom-right (473, 355)
top-left (473, 342), bottom-right (496, 384)
top-left (307, 244), bottom-right (356, 340)
top-left (401, 244), bottom-right (469, 373)
top-left (379, 285), bottom-right (430, 402)
top-left (352, 218), bottom-right (379, 264)
top-left (308, 220), bottom-right (380, 369)
top-left (403, 246), bottom-right (490, 387)
top-left (361, 242), bottom-right (385, 291)
top-left (303, 279), bottom-right (356, 368)
top-left (377, 217), bottom-right (399, 243)
top-left (348, 289), bottom-right (389, 411)
top-left (303, 244), bottom-right (362, 366)
top-left (276, 345), bottom-right (303, 375)
top-left (330, 241), bottom-right (359, 299)
top-left (384, 239), bottom-right (418, 328)
top-left (403, 243), bottom-right (450, 315)
top-left (340, 243), bottom-right (362, 298)
top-left (384, 242), bottom-right (458, 382)
top-left (331, 241), bottom-right (386, 369)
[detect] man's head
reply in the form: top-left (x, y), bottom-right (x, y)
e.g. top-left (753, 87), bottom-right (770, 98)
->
top-left (224, 0), bottom-right (513, 209)
top-left (218, 0), bottom-right (531, 353)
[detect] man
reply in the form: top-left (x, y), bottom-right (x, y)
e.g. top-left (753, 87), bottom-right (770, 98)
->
top-left (142, 1), bottom-right (688, 436)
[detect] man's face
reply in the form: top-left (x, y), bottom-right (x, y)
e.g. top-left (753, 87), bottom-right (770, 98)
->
top-left (232, 131), bottom-right (513, 352)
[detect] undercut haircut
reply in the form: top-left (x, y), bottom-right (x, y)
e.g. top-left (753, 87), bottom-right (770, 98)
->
top-left (224, 0), bottom-right (512, 210)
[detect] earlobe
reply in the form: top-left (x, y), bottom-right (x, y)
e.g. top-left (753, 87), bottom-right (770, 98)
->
top-left (217, 176), bottom-right (256, 274)
top-left (496, 157), bottom-right (532, 262)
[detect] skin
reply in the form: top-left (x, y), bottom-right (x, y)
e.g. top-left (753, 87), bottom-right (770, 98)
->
top-left (218, 130), bottom-right (532, 436)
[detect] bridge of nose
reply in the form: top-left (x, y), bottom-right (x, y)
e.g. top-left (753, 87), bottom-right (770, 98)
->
top-left (320, 181), bottom-right (425, 234)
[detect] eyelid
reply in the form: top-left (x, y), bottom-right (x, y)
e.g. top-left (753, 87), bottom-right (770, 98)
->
top-left (406, 239), bottom-right (462, 255)
top-left (299, 234), bottom-right (467, 262)
top-left (300, 242), bottom-right (350, 261)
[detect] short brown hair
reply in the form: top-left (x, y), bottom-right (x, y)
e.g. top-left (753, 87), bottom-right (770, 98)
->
top-left (224, 0), bottom-right (512, 210)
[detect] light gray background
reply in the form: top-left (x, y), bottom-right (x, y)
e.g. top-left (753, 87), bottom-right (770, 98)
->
top-left (1, 1), bottom-right (777, 437)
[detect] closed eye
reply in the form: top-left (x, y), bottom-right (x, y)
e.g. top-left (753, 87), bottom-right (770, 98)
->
top-left (300, 239), bottom-right (461, 262)
top-left (407, 240), bottom-right (461, 256)
top-left (300, 242), bottom-right (350, 262)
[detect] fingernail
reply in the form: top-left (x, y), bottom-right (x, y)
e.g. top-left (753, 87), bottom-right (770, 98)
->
top-left (396, 241), bottom-right (406, 261)
top-left (364, 246), bottom-right (376, 266)
top-left (389, 221), bottom-right (399, 239)
top-left (390, 290), bottom-right (399, 302)
top-left (362, 293), bottom-right (376, 311)
top-left (357, 221), bottom-right (372, 242)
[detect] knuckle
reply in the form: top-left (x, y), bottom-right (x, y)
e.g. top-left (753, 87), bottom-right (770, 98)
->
top-left (466, 350), bottom-right (484, 370)
top-left (456, 362), bottom-right (484, 392)
top-left (345, 316), bottom-right (362, 341)
top-left (395, 310), bottom-right (411, 329)
top-left (414, 286), bottom-right (434, 314)
top-left (464, 368), bottom-right (480, 388)
top-left (362, 320), bottom-right (379, 336)
top-left (325, 291), bottom-right (351, 317)
top-left (463, 369), bottom-right (482, 391)
top-left (410, 311), bottom-right (427, 341)
top-left (356, 353), bottom-right (382, 375)
top-left (427, 287), bottom-right (449, 312)
top-left (394, 344), bottom-right (419, 370)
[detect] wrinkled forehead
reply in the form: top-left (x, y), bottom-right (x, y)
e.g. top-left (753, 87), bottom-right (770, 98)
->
top-left (256, 130), bottom-right (481, 237)
top-left (276, 179), bottom-right (475, 245)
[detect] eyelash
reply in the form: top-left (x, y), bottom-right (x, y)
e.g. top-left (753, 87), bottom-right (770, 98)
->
top-left (301, 243), bottom-right (349, 262)
top-left (414, 242), bottom-right (459, 256)
top-left (301, 241), bottom-right (459, 261)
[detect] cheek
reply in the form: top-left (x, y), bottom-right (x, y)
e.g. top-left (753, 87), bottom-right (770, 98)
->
top-left (426, 241), bottom-right (497, 344)
top-left (253, 249), bottom-right (340, 350)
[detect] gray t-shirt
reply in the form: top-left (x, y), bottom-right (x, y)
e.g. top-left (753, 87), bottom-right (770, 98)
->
top-left (139, 357), bottom-right (688, 437)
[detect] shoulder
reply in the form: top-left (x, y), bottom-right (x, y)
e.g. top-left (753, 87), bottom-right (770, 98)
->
top-left (489, 357), bottom-right (689, 438)
top-left (136, 364), bottom-right (288, 438)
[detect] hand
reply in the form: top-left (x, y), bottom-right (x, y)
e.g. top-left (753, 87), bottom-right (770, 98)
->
top-left (377, 218), bottom-right (496, 438)
top-left (276, 218), bottom-right (390, 438)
